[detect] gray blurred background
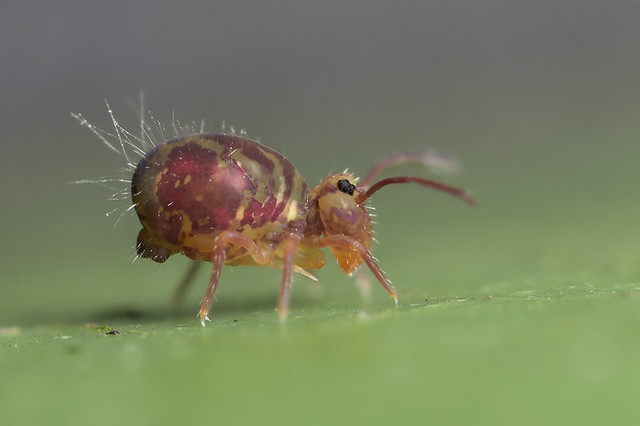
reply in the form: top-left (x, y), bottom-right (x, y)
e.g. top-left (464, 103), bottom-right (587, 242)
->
top-left (2, 0), bottom-right (639, 324)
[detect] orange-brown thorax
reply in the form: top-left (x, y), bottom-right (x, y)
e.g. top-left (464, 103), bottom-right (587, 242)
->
top-left (310, 173), bottom-right (372, 274)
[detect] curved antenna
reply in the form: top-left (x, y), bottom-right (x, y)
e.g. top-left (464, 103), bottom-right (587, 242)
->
top-left (360, 152), bottom-right (461, 187)
top-left (357, 176), bottom-right (475, 206)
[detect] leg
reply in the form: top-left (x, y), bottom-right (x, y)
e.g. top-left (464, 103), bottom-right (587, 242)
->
top-left (198, 241), bottom-right (226, 326)
top-left (172, 260), bottom-right (202, 307)
top-left (355, 267), bottom-right (372, 302)
top-left (310, 235), bottom-right (398, 304)
top-left (197, 231), bottom-right (273, 326)
top-left (278, 233), bottom-right (301, 321)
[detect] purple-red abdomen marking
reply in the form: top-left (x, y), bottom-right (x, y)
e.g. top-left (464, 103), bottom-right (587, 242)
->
top-left (132, 134), bottom-right (311, 263)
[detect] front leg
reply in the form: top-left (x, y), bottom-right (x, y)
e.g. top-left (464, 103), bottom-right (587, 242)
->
top-left (309, 235), bottom-right (398, 304)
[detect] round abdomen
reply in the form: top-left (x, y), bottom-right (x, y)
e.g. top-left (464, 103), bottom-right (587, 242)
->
top-left (131, 134), bottom-right (310, 263)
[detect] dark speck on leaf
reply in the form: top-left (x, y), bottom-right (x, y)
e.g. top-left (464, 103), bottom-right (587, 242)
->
top-left (106, 330), bottom-right (120, 335)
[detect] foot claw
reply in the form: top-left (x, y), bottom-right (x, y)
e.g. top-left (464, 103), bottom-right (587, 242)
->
top-left (199, 314), bottom-right (210, 327)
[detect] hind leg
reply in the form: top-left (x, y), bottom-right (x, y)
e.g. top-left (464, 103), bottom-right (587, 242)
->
top-left (277, 233), bottom-right (302, 321)
top-left (172, 260), bottom-right (202, 307)
top-left (197, 231), bottom-right (273, 326)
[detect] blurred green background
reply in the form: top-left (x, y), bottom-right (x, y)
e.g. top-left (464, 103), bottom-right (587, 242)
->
top-left (1, 1), bottom-right (640, 425)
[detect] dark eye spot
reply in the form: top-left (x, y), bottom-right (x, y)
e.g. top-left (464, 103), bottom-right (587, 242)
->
top-left (337, 179), bottom-right (355, 195)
